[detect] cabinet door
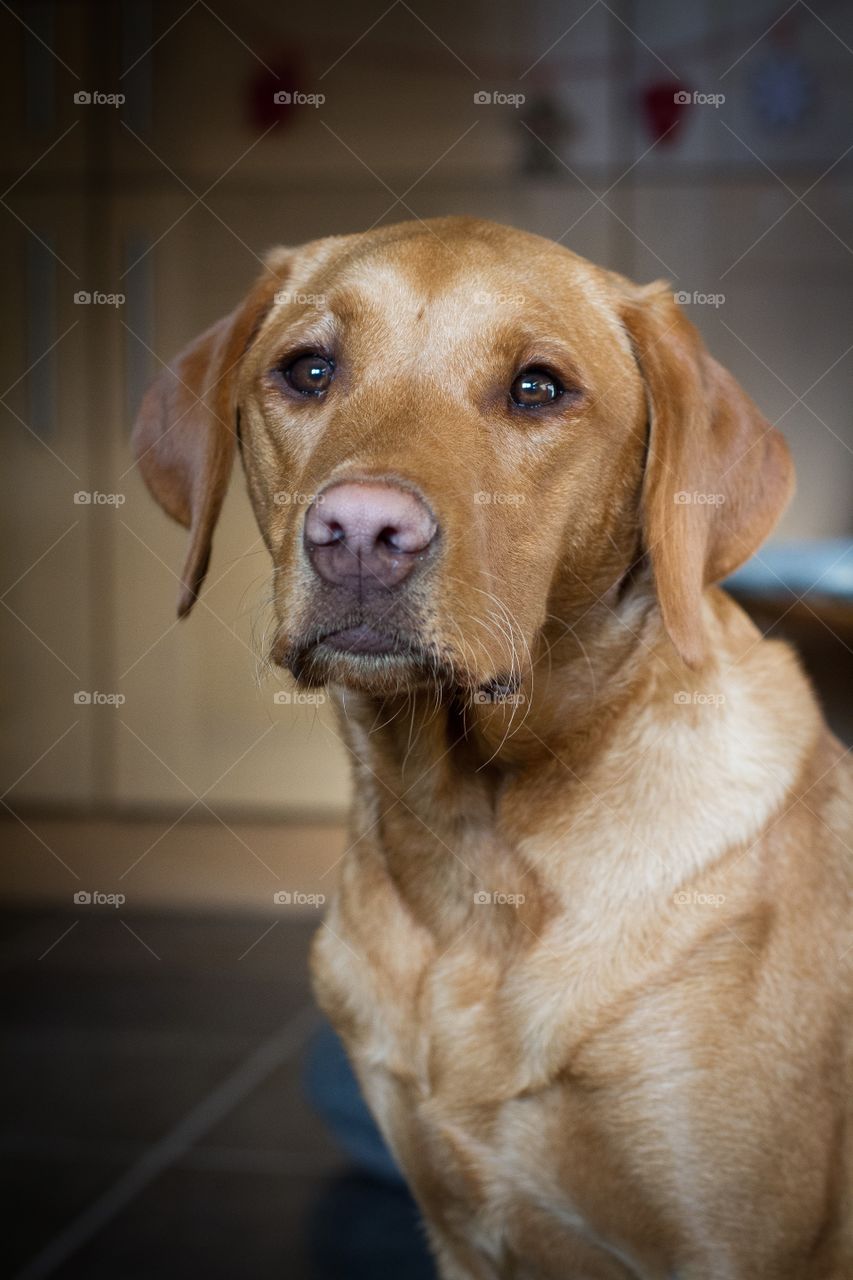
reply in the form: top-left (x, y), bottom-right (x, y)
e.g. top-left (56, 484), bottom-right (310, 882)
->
top-left (0, 192), bottom-right (100, 806)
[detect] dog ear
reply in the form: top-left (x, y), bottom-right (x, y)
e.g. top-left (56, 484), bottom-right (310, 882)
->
top-left (132, 256), bottom-right (289, 617)
top-left (621, 284), bottom-right (794, 668)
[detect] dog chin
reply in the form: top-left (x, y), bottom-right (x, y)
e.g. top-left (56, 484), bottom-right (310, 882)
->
top-left (280, 627), bottom-right (453, 695)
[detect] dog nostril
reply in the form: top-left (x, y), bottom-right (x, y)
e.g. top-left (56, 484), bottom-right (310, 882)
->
top-left (308, 518), bottom-right (345, 548)
top-left (378, 526), bottom-right (402, 550)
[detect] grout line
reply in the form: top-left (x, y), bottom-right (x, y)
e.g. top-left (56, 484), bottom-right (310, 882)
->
top-left (14, 1004), bottom-right (318, 1280)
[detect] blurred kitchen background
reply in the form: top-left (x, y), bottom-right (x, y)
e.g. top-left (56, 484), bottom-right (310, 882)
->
top-left (2, 0), bottom-right (852, 1276)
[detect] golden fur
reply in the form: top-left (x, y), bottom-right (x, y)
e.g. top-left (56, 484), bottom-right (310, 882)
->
top-left (134, 217), bottom-right (853, 1279)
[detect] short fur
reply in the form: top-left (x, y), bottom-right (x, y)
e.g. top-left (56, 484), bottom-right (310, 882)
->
top-left (134, 218), bottom-right (853, 1279)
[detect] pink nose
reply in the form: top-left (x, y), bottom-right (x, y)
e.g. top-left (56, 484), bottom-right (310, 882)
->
top-left (304, 482), bottom-right (438, 590)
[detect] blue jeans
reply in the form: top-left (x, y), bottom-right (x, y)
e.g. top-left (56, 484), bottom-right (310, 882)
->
top-left (303, 1019), bottom-right (403, 1184)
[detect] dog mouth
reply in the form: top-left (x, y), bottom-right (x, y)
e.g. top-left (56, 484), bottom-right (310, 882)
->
top-left (320, 624), bottom-right (408, 656)
top-left (276, 615), bottom-right (524, 701)
top-left (278, 618), bottom-right (453, 691)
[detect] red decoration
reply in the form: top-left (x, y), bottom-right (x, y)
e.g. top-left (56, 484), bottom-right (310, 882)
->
top-left (641, 80), bottom-right (691, 145)
top-left (248, 53), bottom-right (305, 133)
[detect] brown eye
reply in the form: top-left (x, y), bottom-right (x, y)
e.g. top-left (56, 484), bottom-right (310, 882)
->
top-left (283, 353), bottom-right (335, 396)
top-left (510, 367), bottom-right (564, 408)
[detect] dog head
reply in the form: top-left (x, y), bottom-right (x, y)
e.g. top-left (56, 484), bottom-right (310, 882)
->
top-left (133, 217), bottom-right (792, 695)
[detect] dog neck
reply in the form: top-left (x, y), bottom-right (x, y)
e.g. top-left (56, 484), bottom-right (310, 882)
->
top-left (327, 587), bottom-right (821, 946)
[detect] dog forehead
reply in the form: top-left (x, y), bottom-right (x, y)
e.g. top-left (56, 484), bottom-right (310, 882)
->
top-left (303, 237), bottom-right (623, 355)
top-left (331, 227), bottom-right (596, 297)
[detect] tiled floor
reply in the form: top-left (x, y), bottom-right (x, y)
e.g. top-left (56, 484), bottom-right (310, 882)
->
top-left (1, 910), bottom-right (436, 1279)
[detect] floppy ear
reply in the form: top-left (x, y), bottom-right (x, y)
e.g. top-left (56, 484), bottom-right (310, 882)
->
top-left (621, 284), bottom-right (794, 668)
top-left (132, 257), bottom-right (288, 617)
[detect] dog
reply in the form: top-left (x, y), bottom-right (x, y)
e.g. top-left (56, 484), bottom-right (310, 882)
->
top-left (134, 217), bottom-right (853, 1278)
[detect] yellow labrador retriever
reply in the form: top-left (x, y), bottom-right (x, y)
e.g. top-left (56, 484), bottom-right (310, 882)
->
top-left (134, 218), bottom-right (853, 1279)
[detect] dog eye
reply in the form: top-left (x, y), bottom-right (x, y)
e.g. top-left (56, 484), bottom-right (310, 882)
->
top-left (510, 367), bottom-right (564, 408)
top-left (282, 353), bottom-right (335, 395)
